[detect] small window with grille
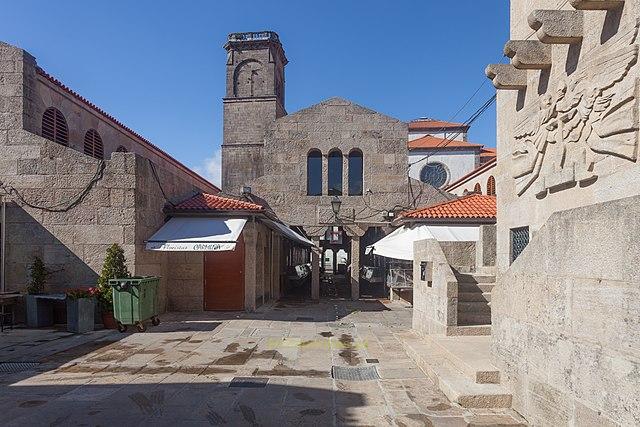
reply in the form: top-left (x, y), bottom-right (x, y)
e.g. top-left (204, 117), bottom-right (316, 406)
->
top-left (83, 129), bottom-right (104, 159)
top-left (510, 226), bottom-right (529, 264)
top-left (41, 107), bottom-right (69, 146)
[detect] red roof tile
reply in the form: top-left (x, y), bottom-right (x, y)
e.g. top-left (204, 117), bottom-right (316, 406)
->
top-left (174, 193), bottom-right (264, 212)
top-left (35, 67), bottom-right (219, 193)
top-left (409, 119), bottom-right (469, 131)
top-left (401, 194), bottom-right (496, 220)
top-left (408, 135), bottom-right (483, 150)
top-left (445, 157), bottom-right (497, 191)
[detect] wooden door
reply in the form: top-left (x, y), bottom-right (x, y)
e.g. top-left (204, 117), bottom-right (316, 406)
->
top-left (203, 234), bottom-right (245, 311)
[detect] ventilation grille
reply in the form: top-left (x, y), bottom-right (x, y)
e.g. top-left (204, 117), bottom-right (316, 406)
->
top-left (332, 366), bottom-right (379, 381)
top-left (83, 129), bottom-right (104, 159)
top-left (42, 107), bottom-right (68, 146)
top-left (0, 362), bottom-right (40, 373)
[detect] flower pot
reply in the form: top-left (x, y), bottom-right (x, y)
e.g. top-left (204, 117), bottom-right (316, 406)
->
top-left (101, 311), bottom-right (117, 329)
top-left (66, 297), bottom-right (95, 334)
top-left (25, 295), bottom-right (54, 328)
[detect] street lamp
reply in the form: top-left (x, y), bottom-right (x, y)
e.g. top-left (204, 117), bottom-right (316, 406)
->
top-left (331, 196), bottom-right (342, 219)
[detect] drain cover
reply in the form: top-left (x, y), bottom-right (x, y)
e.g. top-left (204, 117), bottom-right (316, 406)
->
top-left (365, 358), bottom-right (379, 364)
top-left (0, 362), bottom-right (40, 373)
top-left (331, 366), bottom-right (380, 381)
top-left (229, 377), bottom-right (268, 388)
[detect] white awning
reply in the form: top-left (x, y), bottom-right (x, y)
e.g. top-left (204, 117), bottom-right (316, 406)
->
top-left (145, 217), bottom-right (247, 252)
top-left (365, 225), bottom-right (479, 261)
top-left (263, 219), bottom-right (315, 247)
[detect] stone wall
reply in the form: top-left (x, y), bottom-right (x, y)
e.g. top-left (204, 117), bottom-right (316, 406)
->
top-left (487, 0), bottom-right (640, 424)
top-left (412, 239), bottom-right (458, 336)
top-left (492, 197), bottom-right (640, 426)
top-left (0, 41), bottom-right (216, 312)
top-left (248, 97), bottom-right (448, 229)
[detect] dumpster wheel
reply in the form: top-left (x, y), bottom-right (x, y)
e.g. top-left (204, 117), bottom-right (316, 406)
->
top-left (136, 322), bottom-right (147, 332)
top-left (152, 316), bottom-right (160, 326)
top-left (117, 322), bottom-right (127, 333)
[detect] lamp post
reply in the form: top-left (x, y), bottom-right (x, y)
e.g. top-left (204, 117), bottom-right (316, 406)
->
top-left (331, 196), bottom-right (342, 220)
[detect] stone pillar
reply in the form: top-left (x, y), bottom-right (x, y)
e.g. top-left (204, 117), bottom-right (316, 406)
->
top-left (475, 224), bottom-right (497, 268)
top-left (311, 238), bottom-right (320, 301)
top-left (350, 236), bottom-right (360, 300)
top-left (243, 221), bottom-right (257, 311)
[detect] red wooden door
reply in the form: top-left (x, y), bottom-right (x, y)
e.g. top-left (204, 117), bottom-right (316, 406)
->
top-left (203, 234), bottom-right (245, 311)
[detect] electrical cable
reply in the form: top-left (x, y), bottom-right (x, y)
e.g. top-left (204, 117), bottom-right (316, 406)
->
top-left (0, 160), bottom-right (106, 213)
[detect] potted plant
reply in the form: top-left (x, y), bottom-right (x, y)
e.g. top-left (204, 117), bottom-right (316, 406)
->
top-left (66, 287), bottom-right (98, 333)
top-left (97, 244), bottom-right (130, 329)
top-left (25, 256), bottom-right (53, 327)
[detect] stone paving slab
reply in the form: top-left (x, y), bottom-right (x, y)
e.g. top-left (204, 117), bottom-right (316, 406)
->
top-left (0, 299), bottom-right (527, 426)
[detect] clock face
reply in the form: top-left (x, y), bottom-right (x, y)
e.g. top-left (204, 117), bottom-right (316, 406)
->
top-left (234, 60), bottom-right (265, 97)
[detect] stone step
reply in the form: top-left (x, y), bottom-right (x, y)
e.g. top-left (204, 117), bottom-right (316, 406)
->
top-left (399, 332), bottom-right (511, 408)
top-left (458, 312), bottom-right (492, 325)
top-left (454, 273), bottom-right (496, 284)
top-left (458, 301), bottom-right (491, 314)
top-left (446, 325), bottom-right (492, 336)
top-left (452, 266), bottom-right (496, 276)
top-left (458, 282), bottom-right (495, 293)
top-left (458, 291), bottom-right (492, 302)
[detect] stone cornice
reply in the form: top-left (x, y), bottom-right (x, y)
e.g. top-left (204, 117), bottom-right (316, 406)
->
top-left (528, 10), bottom-right (584, 44)
top-left (504, 40), bottom-right (552, 70)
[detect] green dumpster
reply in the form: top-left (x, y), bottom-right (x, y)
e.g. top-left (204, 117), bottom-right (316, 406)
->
top-left (109, 276), bottom-right (161, 332)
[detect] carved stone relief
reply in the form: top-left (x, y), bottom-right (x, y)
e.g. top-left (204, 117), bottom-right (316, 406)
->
top-left (512, 20), bottom-right (639, 197)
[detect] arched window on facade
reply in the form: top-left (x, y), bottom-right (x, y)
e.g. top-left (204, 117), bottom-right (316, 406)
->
top-left (115, 146), bottom-right (128, 153)
top-left (41, 107), bottom-right (69, 146)
top-left (328, 149), bottom-right (343, 196)
top-left (474, 183), bottom-right (482, 194)
top-left (419, 162), bottom-right (448, 188)
top-left (306, 150), bottom-right (322, 196)
top-left (83, 129), bottom-right (104, 159)
top-left (487, 175), bottom-right (496, 196)
top-left (348, 149), bottom-right (363, 196)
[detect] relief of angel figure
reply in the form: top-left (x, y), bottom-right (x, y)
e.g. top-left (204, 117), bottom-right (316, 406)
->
top-left (511, 21), bottom-right (639, 197)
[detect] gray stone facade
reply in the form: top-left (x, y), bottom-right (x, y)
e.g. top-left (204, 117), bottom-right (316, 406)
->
top-left (0, 41), bottom-right (218, 312)
top-left (221, 32), bottom-right (450, 298)
top-left (487, 0), bottom-right (640, 424)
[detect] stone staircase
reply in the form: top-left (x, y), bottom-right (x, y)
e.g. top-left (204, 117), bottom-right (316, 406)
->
top-left (400, 331), bottom-right (513, 409)
top-left (451, 269), bottom-right (495, 336)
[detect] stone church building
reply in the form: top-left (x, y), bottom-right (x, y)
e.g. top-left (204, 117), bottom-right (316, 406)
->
top-left (221, 31), bottom-right (451, 300)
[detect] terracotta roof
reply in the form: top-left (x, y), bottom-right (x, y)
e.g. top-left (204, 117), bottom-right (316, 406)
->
top-left (480, 147), bottom-right (497, 161)
top-left (400, 194), bottom-right (496, 221)
top-left (445, 157), bottom-right (497, 191)
top-left (408, 119), bottom-right (469, 131)
top-left (174, 193), bottom-right (264, 212)
top-left (408, 135), bottom-right (483, 150)
top-left (35, 67), bottom-right (219, 193)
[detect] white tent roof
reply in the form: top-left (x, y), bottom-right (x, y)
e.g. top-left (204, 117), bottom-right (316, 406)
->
top-left (366, 225), bottom-right (479, 261)
top-left (146, 217), bottom-right (246, 252)
top-left (262, 219), bottom-right (315, 247)
top-left (146, 217), bottom-right (315, 252)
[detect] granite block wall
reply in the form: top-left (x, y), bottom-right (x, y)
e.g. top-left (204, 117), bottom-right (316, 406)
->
top-left (492, 197), bottom-right (640, 426)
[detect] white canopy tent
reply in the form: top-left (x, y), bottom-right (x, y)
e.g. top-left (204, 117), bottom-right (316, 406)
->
top-left (145, 217), bottom-right (247, 252)
top-left (365, 225), bottom-right (479, 261)
top-left (145, 217), bottom-right (314, 252)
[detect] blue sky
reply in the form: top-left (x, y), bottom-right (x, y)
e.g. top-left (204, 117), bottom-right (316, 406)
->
top-left (2, 1), bottom-right (509, 185)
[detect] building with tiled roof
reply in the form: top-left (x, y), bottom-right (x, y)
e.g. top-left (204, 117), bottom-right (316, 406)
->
top-left (445, 157), bottom-right (497, 197)
top-left (172, 192), bottom-right (265, 213)
top-left (397, 194), bottom-right (496, 224)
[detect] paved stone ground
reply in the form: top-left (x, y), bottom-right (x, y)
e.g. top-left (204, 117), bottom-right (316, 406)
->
top-left (0, 299), bottom-right (526, 426)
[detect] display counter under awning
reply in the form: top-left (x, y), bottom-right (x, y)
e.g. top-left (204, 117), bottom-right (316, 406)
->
top-left (146, 217), bottom-right (246, 252)
top-left (365, 225), bottom-right (479, 261)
